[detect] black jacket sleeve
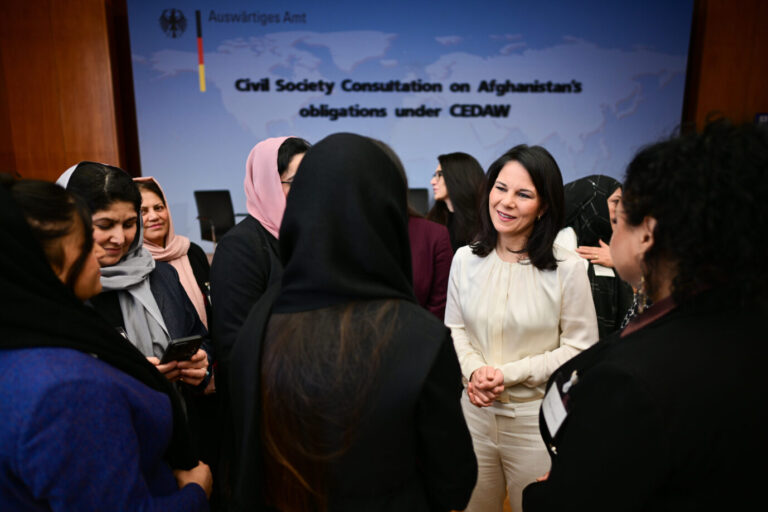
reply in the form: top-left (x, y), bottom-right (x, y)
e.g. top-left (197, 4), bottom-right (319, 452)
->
top-left (416, 334), bottom-right (478, 511)
top-left (209, 220), bottom-right (278, 369)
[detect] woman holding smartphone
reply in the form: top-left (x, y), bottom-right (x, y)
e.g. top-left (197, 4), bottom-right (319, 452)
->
top-left (58, 162), bottom-right (214, 468)
top-left (58, 162), bottom-right (210, 386)
top-left (0, 178), bottom-right (211, 510)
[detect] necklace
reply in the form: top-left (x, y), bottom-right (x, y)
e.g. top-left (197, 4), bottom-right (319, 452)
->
top-left (498, 245), bottom-right (528, 263)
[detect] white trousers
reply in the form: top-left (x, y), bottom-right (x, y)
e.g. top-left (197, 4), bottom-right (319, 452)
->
top-left (461, 392), bottom-right (550, 512)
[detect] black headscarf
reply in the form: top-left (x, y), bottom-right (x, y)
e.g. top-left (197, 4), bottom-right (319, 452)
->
top-left (563, 174), bottom-right (634, 338)
top-left (274, 132), bottom-right (416, 312)
top-left (228, 133), bottom-right (417, 509)
top-left (0, 183), bottom-right (197, 470)
top-left (563, 174), bottom-right (621, 246)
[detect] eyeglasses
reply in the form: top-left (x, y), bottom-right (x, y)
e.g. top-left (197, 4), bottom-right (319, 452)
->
top-left (432, 170), bottom-right (444, 180)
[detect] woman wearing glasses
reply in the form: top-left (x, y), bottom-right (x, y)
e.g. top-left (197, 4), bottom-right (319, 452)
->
top-left (209, 135), bottom-right (309, 505)
top-left (210, 136), bottom-right (310, 367)
top-left (427, 152), bottom-right (485, 252)
top-left (229, 133), bottom-right (477, 511)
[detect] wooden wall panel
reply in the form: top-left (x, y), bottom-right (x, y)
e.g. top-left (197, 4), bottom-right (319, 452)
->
top-left (0, 39), bottom-right (18, 174)
top-left (51, 0), bottom-right (120, 170)
top-left (684, 0), bottom-right (768, 129)
top-left (0, 1), bottom-right (68, 179)
top-left (0, 0), bottom-right (120, 181)
top-left (105, 0), bottom-right (142, 177)
top-left (742, 0), bottom-right (768, 122)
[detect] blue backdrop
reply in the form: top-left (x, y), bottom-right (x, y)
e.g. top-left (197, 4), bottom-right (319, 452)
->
top-left (127, 0), bottom-right (694, 249)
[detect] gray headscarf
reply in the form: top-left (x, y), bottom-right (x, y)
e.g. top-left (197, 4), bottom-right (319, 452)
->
top-left (58, 162), bottom-right (171, 357)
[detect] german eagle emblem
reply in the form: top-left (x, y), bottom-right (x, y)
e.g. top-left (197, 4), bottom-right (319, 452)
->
top-left (159, 9), bottom-right (187, 39)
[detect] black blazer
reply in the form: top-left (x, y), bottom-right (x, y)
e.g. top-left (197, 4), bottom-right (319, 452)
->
top-left (209, 215), bottom-right (282, 505)
top-left (522, 288), bottom-right (767, 512)
top-left (210, 215), bottom-right (281, 370)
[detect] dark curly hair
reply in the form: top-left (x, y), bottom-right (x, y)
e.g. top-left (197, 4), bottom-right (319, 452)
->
top-left (622, 118), bottom-right (768, 304)
top-left (473, 144), bottom-right (565, 271)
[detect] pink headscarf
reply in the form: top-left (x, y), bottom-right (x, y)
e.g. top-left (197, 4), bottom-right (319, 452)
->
top-left (244, 136), bottom-right (291, 239)
top-left (133, 176), bottom-right (208, 328)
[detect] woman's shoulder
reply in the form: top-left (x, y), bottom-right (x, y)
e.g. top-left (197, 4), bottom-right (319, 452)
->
top-left (187, 241), bottom-right (207, 260)
top-left (554, 227), bottom-right (578, 252)
top-left (388, 301), bottom-right (453, 364)
top-left (397, 300), bottom-right (450, 333)
top-left (220, 215), bottom-right (273, 244)
top-left (409, 217), bottom-right (452, 256)
top-left (454, 244), bottom-right (480, 261)
top-left (448, 246), bottom-right (491, 278)
top-left (187, 242), bottom-right (211, 277)
top-left (553, 243), bottom-right (588, 273)
top-left (151, 260), bottom-right (181, 283)
top-left (213, 215), bottom-right (277, 263)
top-left (149, 262), bottom-right (191, 306)
top-left (0, 347), bottom-right (137, 400)
top-left (409, 216), bottom-right (450, 236)
top-left (553, 242), bottom-right (581, 261)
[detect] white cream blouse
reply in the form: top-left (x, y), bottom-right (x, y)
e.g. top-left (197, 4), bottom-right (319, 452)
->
top-left (445, 244), bottom-right (599, 409)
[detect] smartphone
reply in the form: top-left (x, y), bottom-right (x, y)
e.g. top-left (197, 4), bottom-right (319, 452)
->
top-left (160, 335), bottom-right (203, 364)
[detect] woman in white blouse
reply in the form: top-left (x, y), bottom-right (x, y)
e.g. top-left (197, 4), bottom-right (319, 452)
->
top-left (445, 144), bottom-right (599, 512)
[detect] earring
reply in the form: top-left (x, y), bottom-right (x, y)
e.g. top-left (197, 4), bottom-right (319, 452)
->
top-left (636, 275), bottom-right (649, 314)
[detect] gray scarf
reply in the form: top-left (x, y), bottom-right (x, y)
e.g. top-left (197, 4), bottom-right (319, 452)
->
top-left (100, 242), bottom-right (171, 358)
top-left (58, 164), bottom-right (171, 357)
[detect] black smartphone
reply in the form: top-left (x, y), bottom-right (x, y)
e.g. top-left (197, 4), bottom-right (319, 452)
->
top-left (160, 335), bottom-right (203, 364)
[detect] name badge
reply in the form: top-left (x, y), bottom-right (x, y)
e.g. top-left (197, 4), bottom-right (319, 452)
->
top-left (593, 264), bottom-right (615, 277)
top-left (542, 370), bottom-right (578, 438)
